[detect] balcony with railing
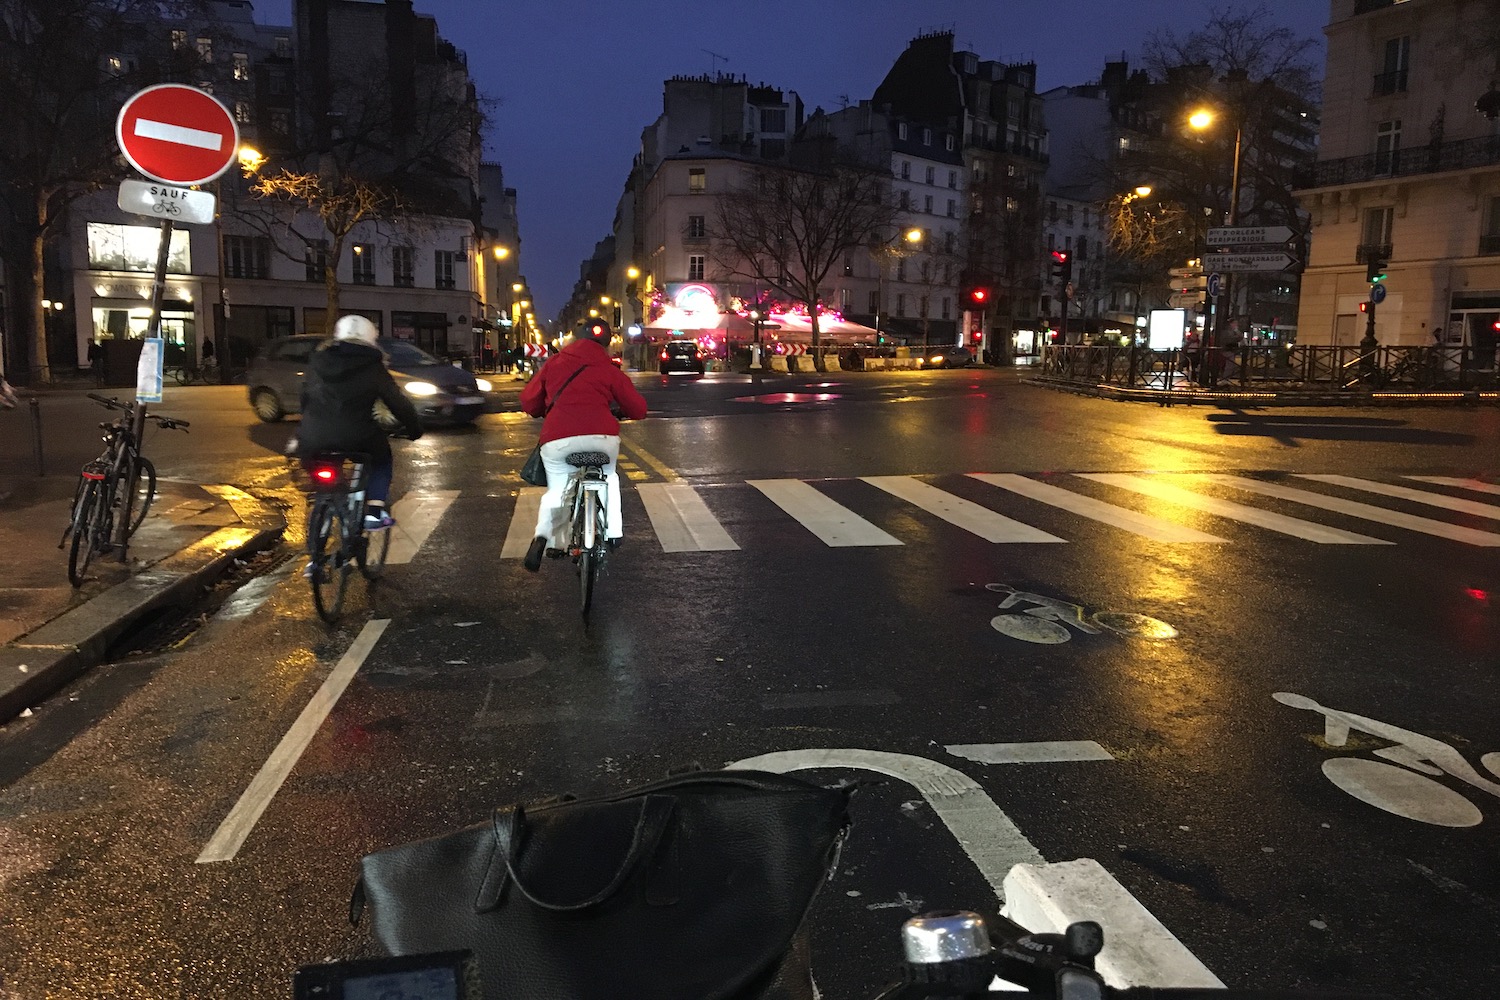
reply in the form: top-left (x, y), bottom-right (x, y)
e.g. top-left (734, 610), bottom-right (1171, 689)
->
top-left (1311, 134), bottom-right (1500, 186)
top-left (1372, 69), bottom-right (1408, 96)
top-left (1356, 242), bottom-right (1393, 264)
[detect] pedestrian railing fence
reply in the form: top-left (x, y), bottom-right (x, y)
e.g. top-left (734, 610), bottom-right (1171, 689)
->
top-left (1039, 344), bottom-right (1500, 396)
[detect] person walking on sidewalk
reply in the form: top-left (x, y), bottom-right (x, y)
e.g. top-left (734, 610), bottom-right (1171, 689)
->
top-left (293, 315), bottom-right (422, 529)
top-left (518, 318), bottom-right (648, 572)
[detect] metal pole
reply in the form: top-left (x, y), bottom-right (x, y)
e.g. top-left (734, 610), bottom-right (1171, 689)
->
top-left (214, 176), bottom-right (231, 383)
top-left (29, 397), bottom-right (43, 476)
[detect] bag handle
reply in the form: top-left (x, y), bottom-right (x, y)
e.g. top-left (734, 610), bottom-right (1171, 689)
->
top-left (476, 793), bottom-right (675, 913)
top-left (543, 363), bottom-right (587, 415)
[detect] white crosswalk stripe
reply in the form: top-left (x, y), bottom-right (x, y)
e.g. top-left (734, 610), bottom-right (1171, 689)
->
top-left (862, 475), bottom-right (1065, 543)
top-left (1299, 475), bottom-right (1500, 520)
top-left (412, 474), bottom-right (1500, 563)
top-left (638, 483), bottom-right (740, 551)
top-left (1405, 476), bottom-right (1500, 497)
top-left (1205, 475), bottom-right (1500, 547)
top-left (971, 473), bottom-right (1227, 543)
top-left (1079, 474), bottom-right (1392, 544)
top-left (749, 478), bottom-right (901, 547)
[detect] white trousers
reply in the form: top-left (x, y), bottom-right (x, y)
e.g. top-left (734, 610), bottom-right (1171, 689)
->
top-left (532, 434), bottom-right (623, 546)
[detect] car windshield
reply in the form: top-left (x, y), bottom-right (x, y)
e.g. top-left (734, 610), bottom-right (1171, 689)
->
top-left (382, 341), bottom-right (442, 367)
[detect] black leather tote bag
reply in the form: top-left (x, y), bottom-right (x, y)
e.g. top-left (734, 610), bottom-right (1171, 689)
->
top-left (353, 769), bottom-right (852, 1000)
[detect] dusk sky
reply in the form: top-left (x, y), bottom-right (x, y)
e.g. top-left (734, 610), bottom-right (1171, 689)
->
top-left (251, 1), bottom-right (1328, 317)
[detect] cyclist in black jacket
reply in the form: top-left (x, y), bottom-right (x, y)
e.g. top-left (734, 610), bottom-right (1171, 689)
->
top-left (295, 316), bottom-right (422, 528)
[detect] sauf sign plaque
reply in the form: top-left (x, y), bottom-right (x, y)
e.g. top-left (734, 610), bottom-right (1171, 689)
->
top-left (117, 179), bottom-right (217, 225)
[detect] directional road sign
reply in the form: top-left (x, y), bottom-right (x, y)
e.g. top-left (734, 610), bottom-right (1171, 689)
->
top-left (1167, 266), bottom-right (1202, 278)
top-left (117, 179), bottom-right (216, 226)
top-left (1205, 251), bottom-right (1299, 273)
top-left (116, 84), bottom-right (240, 187)
top-left (1169, 293), bottom-right (1204, 309)
top-left (1206, 226), bottom-right (1295, 247)
top-left (1370, 282), bottom-right (1388, 305)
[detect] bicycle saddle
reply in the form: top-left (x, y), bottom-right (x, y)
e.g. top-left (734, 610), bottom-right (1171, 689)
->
top-left (565, 451), bottom-right (611, 468)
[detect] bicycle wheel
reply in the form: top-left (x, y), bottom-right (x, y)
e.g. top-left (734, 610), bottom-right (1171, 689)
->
top-left (126, 456), bottom-right (157, 536)
top-left (358, 521), bottom-right (391, 581)
top-left (308, 501), bottom-right (351, 622)
top-left (67, 480), bottom-right (103, 587)
top-left (579, 491), bottom-right (600, 617)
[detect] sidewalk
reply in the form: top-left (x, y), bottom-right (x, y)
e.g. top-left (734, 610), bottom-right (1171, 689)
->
top-left (0, 475), bottom-right (284, 722)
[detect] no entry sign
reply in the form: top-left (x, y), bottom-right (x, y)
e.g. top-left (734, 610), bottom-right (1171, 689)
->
top-left (116, 84), bottom-right (239, 186)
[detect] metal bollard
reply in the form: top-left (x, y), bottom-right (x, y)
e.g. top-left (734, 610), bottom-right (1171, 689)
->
top-left (29, 397), bottom-right (44, 477)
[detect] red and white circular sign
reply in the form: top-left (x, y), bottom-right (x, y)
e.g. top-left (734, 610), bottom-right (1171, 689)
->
top-left (116, 84), bottom-right (240, 187)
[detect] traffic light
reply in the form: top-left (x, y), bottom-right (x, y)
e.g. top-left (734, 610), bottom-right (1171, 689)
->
top-left (1051, 250), bottom-right (1072, 283)
top-left (1365, 257), bottom-right (1388, 283)
top-left (967, 285), bottom-right (991, 307)
top-left (1358, 301), bottom-right (1369, 313)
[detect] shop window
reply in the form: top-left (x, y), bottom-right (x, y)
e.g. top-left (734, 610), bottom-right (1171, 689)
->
top-left (88, 223), bottom-right (190, 273)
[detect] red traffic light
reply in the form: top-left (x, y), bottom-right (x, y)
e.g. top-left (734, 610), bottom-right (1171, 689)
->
top-left (970, 287), bottom-right (989, 303)
top-left (1050, 250), bottom-right (1069, 263)
top-left (1358, 302), bottom-right (1369, 313)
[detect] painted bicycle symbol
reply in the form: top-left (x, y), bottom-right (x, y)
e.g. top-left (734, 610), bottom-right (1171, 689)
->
top-left (1275, 692), bottom-right (1500, 827)
top-left (985, 584), bottom-right (1178, 645)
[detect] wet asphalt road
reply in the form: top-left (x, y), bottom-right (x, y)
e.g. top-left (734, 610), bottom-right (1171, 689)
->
top-left (2, 369), bottom-right (1498, 1000)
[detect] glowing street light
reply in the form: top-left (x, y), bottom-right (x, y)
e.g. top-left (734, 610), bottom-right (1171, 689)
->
top-left (600, 295), bottom-right (611, 305)
top-left (493, 245), bottom-right (510, 260)
top-left (625, 265), bottom-right (641, 280)
top-left (237, 144), bottom-right (265, 174)
top-left (1188, 108), bottom-right (1214, 131)
top-left (903, 227), bottom-right (923, 244)
top-left (1134, 185), bottom-right (1153, 198)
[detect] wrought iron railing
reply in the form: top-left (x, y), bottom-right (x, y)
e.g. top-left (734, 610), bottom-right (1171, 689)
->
top-left (1372, 70), bottom-right (1408, 96)
top-left (1038, 344), bottom-right (1499, 393)
top-left (1311, 134), bottom-right (1500, 187)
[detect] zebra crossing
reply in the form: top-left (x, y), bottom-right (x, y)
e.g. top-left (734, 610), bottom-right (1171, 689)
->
top-left (416, 473), bottom-right (1500, 559)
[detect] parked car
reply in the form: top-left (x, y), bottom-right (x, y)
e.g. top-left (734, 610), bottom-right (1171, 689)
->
top-left (659, 339), bottom-right (706, 375)
top-left (246, 335), bottom-right (491, 425)
top-left (924, 345), bottom-right (974, 369)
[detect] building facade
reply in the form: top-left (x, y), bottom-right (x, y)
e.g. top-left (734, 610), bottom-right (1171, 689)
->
top-left (1297, 0), bottom-right (1500, 355)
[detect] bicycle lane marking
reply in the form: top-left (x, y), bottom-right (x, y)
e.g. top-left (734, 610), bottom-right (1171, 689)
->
top-left (728, 748), bottom-right (1222, 989)
top-left (617, 434), bottom-right (681, 483)
top-left (196, 618), bottom-right (389, 863)
top-left (385, 489), bottom-right (460, 564)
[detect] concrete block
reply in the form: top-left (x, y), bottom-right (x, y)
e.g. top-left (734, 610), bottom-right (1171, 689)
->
top-left (823, 355), bottom-right (843, 372)
top-left (770, 356), bottom-right (789, 373)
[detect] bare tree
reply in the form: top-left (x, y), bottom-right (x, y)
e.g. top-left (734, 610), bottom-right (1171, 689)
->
top-left (0, 0), bottom-right (206, 382)
top-left (232, 49), bottom-right (486, 330)
top-left (1103, 192), bottom-right (1196, 323)
top-left (711, 157), bottom-right (897, 353)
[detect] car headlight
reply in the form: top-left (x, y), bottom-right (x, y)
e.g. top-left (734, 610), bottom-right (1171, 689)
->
top-left (929, 355), bottom-right (943, 364)
top-left (474, 378), bottom-right (493, 392)
top-left (404, 381), bottom-right (439, 397)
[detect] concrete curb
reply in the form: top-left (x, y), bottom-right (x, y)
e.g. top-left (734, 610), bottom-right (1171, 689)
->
top-left (1023, 375), bottom-right (1500, 407)
top-left (1001, 859), bottom-right (1223, 989)
top-left (0, 485), bottom-right (285, 723)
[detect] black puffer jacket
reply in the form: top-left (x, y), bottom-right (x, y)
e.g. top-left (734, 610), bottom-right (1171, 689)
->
top-left (297, 340), bottom-right (421, 460)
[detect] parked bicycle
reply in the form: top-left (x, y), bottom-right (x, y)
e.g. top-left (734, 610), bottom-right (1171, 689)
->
top-left (301, 453), bottom-right (392, 623)
top-left (560, 450), bottom-right (613, 618)
top-left (61, 393), bottom-right (189, 587)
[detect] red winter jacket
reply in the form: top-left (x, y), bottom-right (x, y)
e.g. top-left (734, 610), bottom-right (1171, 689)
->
top-left (519, 339), bottom-right (648, 443)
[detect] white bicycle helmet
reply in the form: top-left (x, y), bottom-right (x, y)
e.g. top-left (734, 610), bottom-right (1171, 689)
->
top-left (333, 314), bottom-right (380, 346)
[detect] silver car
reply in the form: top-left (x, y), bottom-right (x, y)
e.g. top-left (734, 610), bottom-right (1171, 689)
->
top-left (246, 335), bottom-right (491, 425)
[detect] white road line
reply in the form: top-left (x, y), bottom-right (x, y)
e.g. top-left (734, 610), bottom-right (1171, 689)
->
top-left (1298, 474), bottom-right (1500, 521)
top-left (732, 747), bottom-right (1220, 989)
top-left (1405, 476), bottom-right (1500, 496)
top-left (1080, 473), bottom-right (1390, 544)
top-left (197, 619), bottom-right (389, 863)
top-left (946, 741), bottom-right (1116, 764)
top-left (134, 117), bottom-right (225, 150)
top-left (637, 483), bottom-right (739, 552)
top-left (861, 476), bottom-right (1063, 544)
top-left (750, 479), bottom-right (902, 547)
top-left (728, 749), bottom-right (1043, 901)
top-left (970, 474), bottom-right (1227, 543)
top-left (1207, 475), bottom-right (1500, 546)
top-left (384, 489), bottom-right (459, 564)
top-left (500, 488), bottom-right (544, 558)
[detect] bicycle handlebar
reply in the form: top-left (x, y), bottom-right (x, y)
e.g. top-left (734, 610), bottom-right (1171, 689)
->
top-left (874, 911), bottom-right (1395, 1000)
top-left (85, 393), bottom-right (188, 430)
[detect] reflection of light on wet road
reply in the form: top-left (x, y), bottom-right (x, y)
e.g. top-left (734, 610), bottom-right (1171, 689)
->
top-left (729, 392), bottom-right (842, 404)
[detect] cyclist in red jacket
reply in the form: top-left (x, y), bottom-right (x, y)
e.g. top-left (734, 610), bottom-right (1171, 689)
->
top-left (518, 319), bottom-right (647, 571)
